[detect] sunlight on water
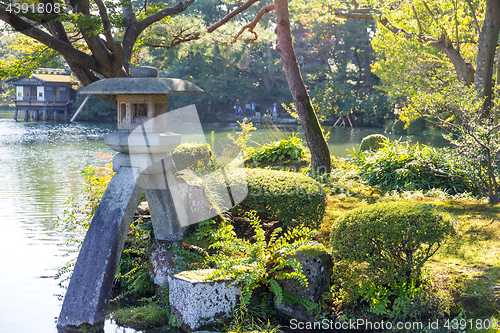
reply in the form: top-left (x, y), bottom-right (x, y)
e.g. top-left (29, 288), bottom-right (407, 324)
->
top-left (0, 119), bottom-right (114, 333)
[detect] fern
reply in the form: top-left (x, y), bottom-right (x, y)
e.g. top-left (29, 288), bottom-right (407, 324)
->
top-left (205, 211), bottom-right (316, 307)
top-left (282, 289), bottom-right (317, 314)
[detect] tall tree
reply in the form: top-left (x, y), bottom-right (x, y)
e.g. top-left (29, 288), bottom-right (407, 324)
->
top-left (202, 0), bottom-right (331, 173)
top-left (0, 0), bottom-right (197, 105)
top-left (331, 0), bottom-right (500, 118)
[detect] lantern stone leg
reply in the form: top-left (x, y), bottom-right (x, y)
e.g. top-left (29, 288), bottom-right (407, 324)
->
top-left (57, 166), bottom-right (142, 330)
top-left (143, 171), bottom-right (189, 241)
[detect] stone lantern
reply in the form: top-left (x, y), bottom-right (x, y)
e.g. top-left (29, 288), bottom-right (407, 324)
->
top-left (57, 67), bottom-right (204, 332)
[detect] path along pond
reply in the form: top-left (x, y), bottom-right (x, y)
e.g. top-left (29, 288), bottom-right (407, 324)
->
top-left (0, 116), bottom-right (448, 333)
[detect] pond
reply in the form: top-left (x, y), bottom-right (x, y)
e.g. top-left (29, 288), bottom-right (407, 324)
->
top-left (0, 114), bottom-right (449, 332)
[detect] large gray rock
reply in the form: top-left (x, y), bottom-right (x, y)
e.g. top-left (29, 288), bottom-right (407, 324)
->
top-left (275, 243), bottom-right (333, 321)
top-left (168, 269), bottom-right (241, 331)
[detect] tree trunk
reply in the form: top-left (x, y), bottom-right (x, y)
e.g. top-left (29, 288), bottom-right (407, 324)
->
top-left (274, 0), bottom-right (331, 174)
top-left (474, 0), bottom-right (500, 116)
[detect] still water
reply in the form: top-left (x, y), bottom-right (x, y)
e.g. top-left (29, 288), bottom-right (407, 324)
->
top-left (0, 115), bottom-right (448, 333)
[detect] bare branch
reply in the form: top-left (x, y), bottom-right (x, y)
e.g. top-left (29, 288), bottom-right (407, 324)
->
top-left (208, 0), bottom-right (260, 33)
top-left (411, 5), bottom-right (423, 37)
top-left (231, 3), bottom-right (275, 43)
top-left (135, 0), bottom-right (196, 33)
top-left (465, 0), bottom-right (480, 35)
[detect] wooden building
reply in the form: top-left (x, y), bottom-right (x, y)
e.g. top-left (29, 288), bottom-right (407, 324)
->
top-left (6, 73), bottom-right (77, 121)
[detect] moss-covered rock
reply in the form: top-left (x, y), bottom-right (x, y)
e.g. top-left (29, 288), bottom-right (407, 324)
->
top-left (275, 242), bottom-right (333, 321)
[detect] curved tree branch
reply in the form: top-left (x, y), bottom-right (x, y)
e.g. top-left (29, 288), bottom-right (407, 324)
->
top-left (76, 0), bottom-right (114, 73)
top-left (207, 0), bottom-right (260, 33)
top-left (232, 3), bottom-right (275, 43)
top-left (122, 0), bottom-right (195, 74)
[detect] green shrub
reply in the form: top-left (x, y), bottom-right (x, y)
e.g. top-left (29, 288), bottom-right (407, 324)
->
top-left (359, 134), bottom-right (387, 152)
top-left (330, 200), bottom-right (455, 285)
top-left (246, 135), bottom-right (305, 163)
top-left (392, 119), bottom-right (406, 134)
top-left (201, 167), bottom-right (326, 229)
top-left (239, 168), bottom-right (326, 229)
top-left (407, 117), bottom-right (426, 135)
top-left (172, 142), bottom-right (212, 172)
top-left (352, 141), bottom-right (475, 195)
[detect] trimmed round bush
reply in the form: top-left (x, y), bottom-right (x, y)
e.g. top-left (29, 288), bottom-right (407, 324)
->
top-left (241, 168), bottom-right (326, 229)
top-left (359, 134), bottom-right (387, 151)
top-left (407, 117), bottom-right (426, 135)
top-left (209, 168), bottom-right (325, 229)
top-left (330, 201), bottom-right (455, 285)
top-left (392, 119), bottom-right (406, 134)
top-left (172, 143), bottom-right (212, 172)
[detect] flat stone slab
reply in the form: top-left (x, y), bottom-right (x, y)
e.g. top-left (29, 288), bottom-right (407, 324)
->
top-left (168, 269), bottom-right (241, 330)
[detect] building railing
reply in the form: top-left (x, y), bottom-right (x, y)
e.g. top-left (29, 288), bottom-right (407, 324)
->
top-left (13, 96), bottom-right (68, 102)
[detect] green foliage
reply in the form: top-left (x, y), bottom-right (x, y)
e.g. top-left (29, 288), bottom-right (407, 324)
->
top-left (415, 83), bottom-right (500, 204)
top-left (330, 201), bottom-right (455, 285)
top-left (206, 211), bottom-right (316, 307)
top-left (171, 142), bottom-right (212, 172)
top-left (330, 264), bottom-right (450, 327)
top-left (237, 168), bottom-right (326, 229)
top-left (352, 140), bottom-right (475, 195)
top-left (114, 218), bottom-right (156, 300)
top-left (113, 303), bottom-right (169, 328)
top-left (392, 119), bottom-right (406, 134)
top-left (359, 134), bottom-right (387, 152)
top-left (407, 117), bottom-right (426, 135)
top-left (246, 134), bottom-right (305, 163)
top-left (54, 153), bottom-right (114, 283)
top-left (226, 118), bottom-right (256, 156)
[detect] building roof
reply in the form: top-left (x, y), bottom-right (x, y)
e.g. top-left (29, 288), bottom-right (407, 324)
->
top-left (32, 74), bottom-right (76, 83)
top-left (5, 74), bottom-right (77, 86)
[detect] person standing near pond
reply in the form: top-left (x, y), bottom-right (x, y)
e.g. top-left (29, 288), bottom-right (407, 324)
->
top-left (255, 103), bottom-right (261, 118)
top-left (234, 99), bottom-right (241, 116)
top-left (245, 101), bottom-right (251, 117)
top-left (272, 103), bottom-right (278, 120)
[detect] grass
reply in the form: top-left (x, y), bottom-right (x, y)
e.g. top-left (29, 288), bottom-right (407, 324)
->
top-left (112, 303), bottom-right (169, 328)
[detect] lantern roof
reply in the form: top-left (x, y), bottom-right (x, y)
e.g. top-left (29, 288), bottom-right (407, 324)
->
top-left (79, 66), bottom-right (204, 97)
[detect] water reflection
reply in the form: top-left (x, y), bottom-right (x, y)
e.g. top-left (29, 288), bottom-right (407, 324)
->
top-left (0, 120), bottom-right (114, 333)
